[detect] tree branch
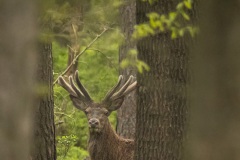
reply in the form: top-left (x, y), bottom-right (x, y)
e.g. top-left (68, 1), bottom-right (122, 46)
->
top-left (53, 27), bottom-right (109, 85)
top-left (88, 48), bottom-right (118, 71)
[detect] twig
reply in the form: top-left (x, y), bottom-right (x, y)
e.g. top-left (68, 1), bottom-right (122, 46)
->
top-left (67, 45), bottom-right (78, 54)
top-left (88, 48), bottom-right (111, 59)
top-left (55, 121), bottom-right (64, 126)
top-left (88, 48), bottom-right (118, 71)
top-left (71, 23), bottom-right (78, 43)
top-left (53, 27), bottom-right (109, 85)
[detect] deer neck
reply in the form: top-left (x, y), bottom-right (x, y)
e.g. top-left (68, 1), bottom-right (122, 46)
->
top-left (88, 120), bottom-right (120, 160)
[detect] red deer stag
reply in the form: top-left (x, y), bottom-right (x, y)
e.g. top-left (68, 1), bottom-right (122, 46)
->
top-left (58, 71), bottom-right (137, 160)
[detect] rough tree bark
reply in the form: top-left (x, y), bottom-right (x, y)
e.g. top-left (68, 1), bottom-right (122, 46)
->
top-left (31, 43), bottom-right (56, 160)
top-left (135, 1), bottom-right (189, 159)
top-left (0, 0), bottom-right (37, 159)
top-left (187, 1), bottom-right (240, 160)
top-left (117, 0), bottom-right (137, 139)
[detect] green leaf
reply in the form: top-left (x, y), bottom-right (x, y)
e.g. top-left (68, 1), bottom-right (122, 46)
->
top-left (128, 49), bottom-right (138, 56)
top-left (181, 11), bottom-right (190, 20)
top-left (171, 30), bottom-right (178, 39)
top-left (176, 2), bottom-right (184, 10)
top-left (147, 12), bottom-right (159, 19)
top-left (187, 26), bottom-right (199, 37)
top-left (160, 15), bottom-right (166, 22)
top-left (156, 21), bottom-right (164, 31)
top-left (141, 62), bottom-right (150, 71)
top-left (169, 12), bottom-right (177, 21)
top-left (120, 59), bottom-right (130, 68)
top-left (179, 28), bottom-right (185, 37)
top-left (150, 18), bottom-right (157, 29)
top-left (147, 12), bottom-right (160, 29)
top-left (137, 60), bottom-right (150, 73)
top-left (184, 1), bottom-right (192, 9)
top-left (142, 24), bottom-right (155, 35)
top-left (187, 0), bottom-right (193, 4)
top-left (137, 65), bottom-right (143, 73)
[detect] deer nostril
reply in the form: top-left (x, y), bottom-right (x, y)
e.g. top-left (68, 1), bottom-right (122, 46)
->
top-left (89, 118), bottom-right (99, 127)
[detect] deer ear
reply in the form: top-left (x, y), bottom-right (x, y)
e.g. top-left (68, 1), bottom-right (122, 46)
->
top-left (107, 97), bottom-right (124, 112)
top-left (69, 95), bottom-right (88, 111)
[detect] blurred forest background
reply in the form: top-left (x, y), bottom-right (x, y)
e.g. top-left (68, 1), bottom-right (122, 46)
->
top-left (41, 0), bottom-right (196, 158)
top-left (49, 0), bottom-right (196, 159)
top-left (44, 0), bottom-right (122, 159)
top-left (1, 0), bottom-right (240, 160)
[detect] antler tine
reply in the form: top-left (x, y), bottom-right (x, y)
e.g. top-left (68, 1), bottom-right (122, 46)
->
top-left (69, 76), bottom-right (86, 100)
top-left (110, 76), bottom-right (134, 100)
top-left (58, 76), bottom-right (78, 97)
top-left (122, 81), bottom-right (137, 96)
top-left (103, 75), bottom-right (123, 102)
top-left (74, 70), bottom-right (92, 102)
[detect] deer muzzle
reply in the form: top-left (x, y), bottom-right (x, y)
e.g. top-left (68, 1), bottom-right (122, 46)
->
top-left (88, 118), bottom-right (100, 128)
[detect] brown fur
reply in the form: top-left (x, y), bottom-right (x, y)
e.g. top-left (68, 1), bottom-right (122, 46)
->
top-left (88, 120), bottom-right (134, 160)
top-left (58, 73), bottom-right (136, 160)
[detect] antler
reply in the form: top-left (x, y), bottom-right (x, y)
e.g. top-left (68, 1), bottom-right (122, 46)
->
top-left (103, 75), bottom-right (137, 103)
top-left (58, 70), bottom-right (137, 106)
top-left (58, 70), bottom-right (93, 103)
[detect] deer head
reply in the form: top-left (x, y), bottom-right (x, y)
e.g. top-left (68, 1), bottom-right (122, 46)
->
top-left (58, 71), bottom-right (137, 134)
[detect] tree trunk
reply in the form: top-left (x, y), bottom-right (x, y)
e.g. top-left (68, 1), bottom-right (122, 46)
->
top-left (65, 18), bottom-right (81, 77)
top-left (31, 43), bottom-right (56, 160)
top-left (117, 0), bottom-right (137, 139)
top-left (135, 1), bottom-right (189, 159)
top-left (65, 46), bottom-right (79, 76)
top-left (0, 0), bottom-right (37, 159)
top-left (187, 1), bottom-right (240, 160)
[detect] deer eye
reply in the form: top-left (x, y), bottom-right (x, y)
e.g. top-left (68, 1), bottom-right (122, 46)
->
top-left (104, 110), bottom-right (109, 116)
top-left (84, 109), bottom-right (89, 114)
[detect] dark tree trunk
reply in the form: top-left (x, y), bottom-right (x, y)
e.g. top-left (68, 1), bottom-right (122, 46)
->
top-left (31, 43), bottom-right (56, 160)
top-left (117, 0), bottom-right (137, 139)
top-left (0, 0), bottom-right (37, 159)
top-left (135, 1), bottom-right (189, 159)
top-left (187, 1), bottom-right (240, 160)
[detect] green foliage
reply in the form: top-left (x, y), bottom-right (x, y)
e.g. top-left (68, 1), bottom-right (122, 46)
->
top-left (39, 0), bottom-right (133, 159)
top-left (44, 1), bottom-right (123, 159)
top-left (53, 26), bottom-right (120, 158)
top-left (65, 147), bottom-right (89, 160)
top-left (39, 0), bottom-right (122, 44)
top-left (57, 135), bottom-right (78, 159)
top-left (133, 0), bottom-right (198, 39)
top-left (119, 0), bottom-right (198, 73)
top-left (120, 49), bottom-right (150, 73)
top-left (58, 145), bottom-right (89, 160)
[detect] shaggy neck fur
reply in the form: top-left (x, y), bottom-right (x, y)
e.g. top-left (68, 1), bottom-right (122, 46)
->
top-left (88, 120), bottom-right (134, 160)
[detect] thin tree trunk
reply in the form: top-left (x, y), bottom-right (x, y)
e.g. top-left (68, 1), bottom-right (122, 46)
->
top-left (63, 12), bottom-right (83, 77)
top-left (0, 0), bottom-right (37, 159)
top-left (187, 1), bottom-right (240, 160)
top-left (117, 0), bottom-right (137, 139)
top-left (65, 19), bottom-right (81, 77)
top-left (31, 43), bottom-right (56, 160)
top-left (135, 0), bottom-right (189, 159)
top-left (66, 46), bottom-right (79, 76)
